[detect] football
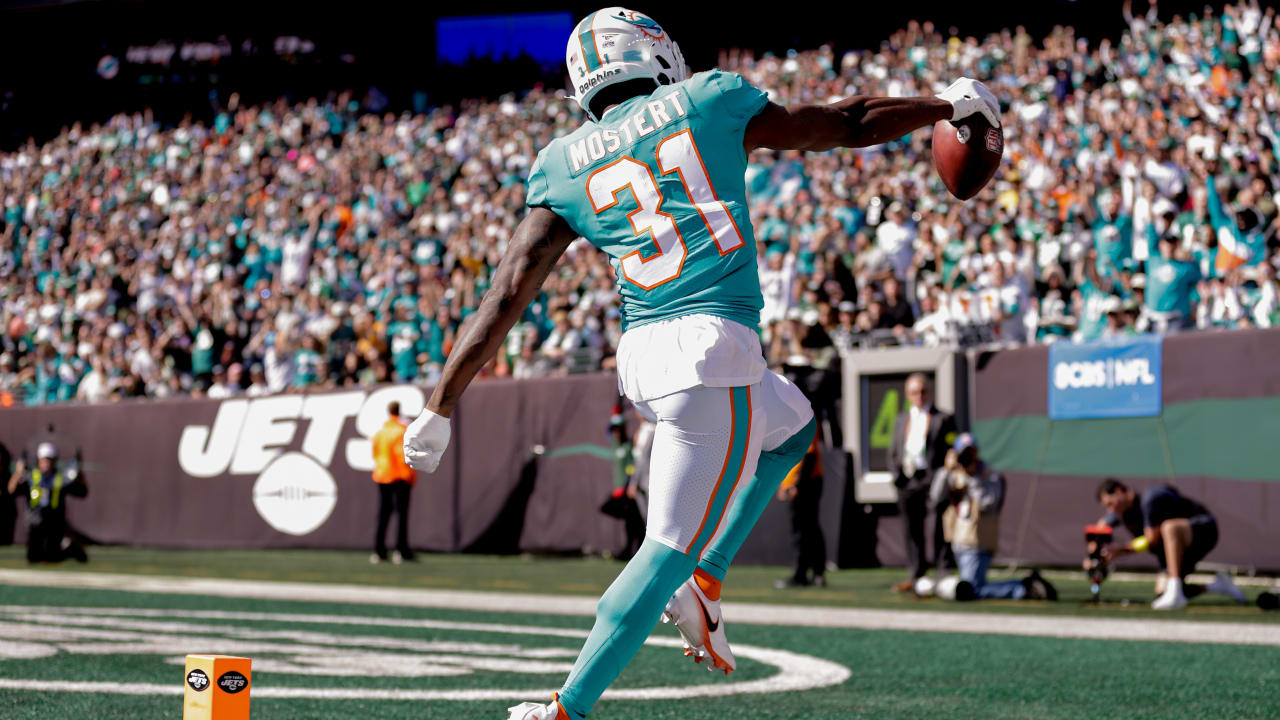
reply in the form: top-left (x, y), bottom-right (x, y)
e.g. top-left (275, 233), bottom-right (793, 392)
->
top-left (932, 115), bottom-right (1003, 200)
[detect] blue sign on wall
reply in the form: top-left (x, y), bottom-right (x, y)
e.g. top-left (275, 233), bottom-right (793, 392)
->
top-left (437, 12), bottom-right (574, 66)
top-left (1049, 336), bottom-right (1162, 420)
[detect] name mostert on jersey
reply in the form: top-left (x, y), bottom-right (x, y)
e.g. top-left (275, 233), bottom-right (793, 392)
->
top-left (568, 92), bottom-right (689, 173)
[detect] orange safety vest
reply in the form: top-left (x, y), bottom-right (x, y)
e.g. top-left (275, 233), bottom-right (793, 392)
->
top-left (372, 418), bottom-right (415, 484)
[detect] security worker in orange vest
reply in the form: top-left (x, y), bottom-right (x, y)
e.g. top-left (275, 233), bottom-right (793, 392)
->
top-left (7, 443), bottom-right (88, 564)
top-left (371, 401), bottom-right (416, 564)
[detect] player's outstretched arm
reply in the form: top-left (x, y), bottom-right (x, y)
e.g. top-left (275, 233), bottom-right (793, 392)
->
top-left (403, 207), bottom-right (576, 472)
top-left (745, 78), bottom-right (999, 152)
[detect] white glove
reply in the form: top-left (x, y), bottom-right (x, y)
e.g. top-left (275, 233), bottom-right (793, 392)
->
top-left (403, 408), bottom-right (451, 473)
top-left (936, 77), bottom-right (1001, 127)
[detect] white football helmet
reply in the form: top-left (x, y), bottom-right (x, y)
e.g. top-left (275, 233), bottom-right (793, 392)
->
top-left (566, 8), bottom-right (689, 120)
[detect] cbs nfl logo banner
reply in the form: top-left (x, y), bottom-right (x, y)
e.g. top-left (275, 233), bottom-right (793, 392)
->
top-left (1049, 336), bottom-right (1162, 420)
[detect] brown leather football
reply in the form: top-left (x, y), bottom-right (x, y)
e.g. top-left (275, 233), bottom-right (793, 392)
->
top-left (932, 115), bottom-right (1003, 200)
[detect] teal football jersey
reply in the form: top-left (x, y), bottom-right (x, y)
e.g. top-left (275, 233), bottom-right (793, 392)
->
top-left (526, 70), bottom-right (769, 331)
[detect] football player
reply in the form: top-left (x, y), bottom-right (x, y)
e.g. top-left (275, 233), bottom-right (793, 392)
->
top-left (404, 8), bottom-right (999, 719)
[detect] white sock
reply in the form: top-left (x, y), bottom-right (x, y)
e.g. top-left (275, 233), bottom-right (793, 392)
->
top-left (1163, 578), bottom-right (1185, 598)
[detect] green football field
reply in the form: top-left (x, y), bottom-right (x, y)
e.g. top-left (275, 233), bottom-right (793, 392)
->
top-left (1, 548), bottom-right (1278, 719)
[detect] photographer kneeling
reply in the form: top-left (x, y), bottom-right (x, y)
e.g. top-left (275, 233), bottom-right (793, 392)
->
top-left (930, 434), bottom-right (1056, 601)
top-left (1094, 479), bottom-right (1245, 610)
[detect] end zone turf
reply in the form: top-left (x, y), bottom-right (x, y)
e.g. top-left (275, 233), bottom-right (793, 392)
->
top-left (1, 565), bottom-right (1278, 720)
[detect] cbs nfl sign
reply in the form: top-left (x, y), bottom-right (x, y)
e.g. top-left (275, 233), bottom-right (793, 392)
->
top-left (1049, 336), bottom-right (1162, 420)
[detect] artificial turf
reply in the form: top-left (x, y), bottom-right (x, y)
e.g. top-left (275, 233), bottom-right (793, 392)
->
top-left (1, 546), bottom-right (1274, 623)
top-left (1, 581), bottom-right (1277, 720)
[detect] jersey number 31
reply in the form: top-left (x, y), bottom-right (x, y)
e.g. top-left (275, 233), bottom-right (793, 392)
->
top-left (587, 129), bottom-right (745, 290)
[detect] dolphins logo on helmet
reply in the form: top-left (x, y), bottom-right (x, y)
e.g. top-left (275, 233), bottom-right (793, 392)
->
top-left (615, 9), bottom-right (664, 38)
top-left (566, 7), bottom-right (688, 121)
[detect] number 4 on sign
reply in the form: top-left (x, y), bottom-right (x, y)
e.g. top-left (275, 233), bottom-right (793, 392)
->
top-left (869, 390), bottom-right (900, 450)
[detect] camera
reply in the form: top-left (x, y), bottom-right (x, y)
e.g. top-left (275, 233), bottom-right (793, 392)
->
top-left (1084, 524), bottom-right (1113, 602)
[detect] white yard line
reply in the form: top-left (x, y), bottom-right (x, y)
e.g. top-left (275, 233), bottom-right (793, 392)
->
top-left (0, 607), bottom-right (852, 701)
top-left (1, 569), bottom-right (1277, 647)
top-left (0, 675), bottom-right (856, 702)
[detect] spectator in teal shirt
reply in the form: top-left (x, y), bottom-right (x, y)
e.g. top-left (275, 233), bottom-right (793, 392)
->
top-left (1142, 227), bottom-right (1202, 333)
top-left (426, 308), bottom-right (454, 366)
top-left (829, 202), bottom-right (864, 237)
top-left (31, 346), bottom-right (61, 406)
top-left (756, 206), bottom-right (790, 245)
top-left (1091, 191), bottom-right (1133, 282)
top-left (1074, 248), bottom-right (1121, 343)
top-left (293, 336), bottom-right (324, 388)
top-left (241, 241), bottom-right (269, 289)
top-left (191, 324), bottom-right (215, 379)
top-left (1205, 170), bottom-right (1267, 272)
top-left (54, 353), bottom-right (82, 403)
top-left (386, 305), bottom-right (426, 382)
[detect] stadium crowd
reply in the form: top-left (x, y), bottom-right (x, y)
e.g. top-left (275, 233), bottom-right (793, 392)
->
top-left (1, 1), bottom-right (1278, 404)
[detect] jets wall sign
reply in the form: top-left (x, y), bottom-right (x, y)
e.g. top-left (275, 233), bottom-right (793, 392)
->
top-left (177, 386), bottom-right (425, 536)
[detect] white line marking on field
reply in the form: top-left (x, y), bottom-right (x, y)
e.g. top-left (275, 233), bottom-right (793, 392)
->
top-left (0, 568), bottom-right (1276, 646)
top-left (0, 605), bottom-right (851, 701)
top-left (0, 672), bottom-right (859, 702)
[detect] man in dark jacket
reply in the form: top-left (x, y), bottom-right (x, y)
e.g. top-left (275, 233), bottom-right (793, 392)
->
top-left (887, 373), bottom-right (956, 591)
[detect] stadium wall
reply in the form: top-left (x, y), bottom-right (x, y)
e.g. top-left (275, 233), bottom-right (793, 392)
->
top-left (0, 375), bottom-right (631, 556)
top-left (0, 370), bottom-right (834, 564)
top-left (972, 328), bottom-right (1280, 571)
top-left (3, 329), bottom-right (1277, 571)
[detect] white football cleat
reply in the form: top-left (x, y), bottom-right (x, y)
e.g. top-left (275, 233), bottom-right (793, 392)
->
top-left (506, 694), bottom-right (568, 720)
top-left (1152, 581), bottom-right (1188, 610)
top-left (1207, 571), bottom-right (1247, 603)
top-left (662, 577), bottom-right (736, 674)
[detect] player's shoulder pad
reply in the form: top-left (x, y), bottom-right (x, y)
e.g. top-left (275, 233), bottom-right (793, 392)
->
top-left (684, 69), bottom-right (770, 122)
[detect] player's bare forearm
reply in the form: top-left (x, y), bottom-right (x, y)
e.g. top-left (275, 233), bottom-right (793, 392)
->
top-left (425, 207), bottom-right (575, 417)
top-left (745, 97), bottom-right (952, 152)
